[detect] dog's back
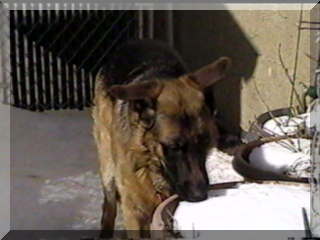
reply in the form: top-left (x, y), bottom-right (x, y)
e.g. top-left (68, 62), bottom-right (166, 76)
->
top-left (100, 39), bottom-right (188, 87)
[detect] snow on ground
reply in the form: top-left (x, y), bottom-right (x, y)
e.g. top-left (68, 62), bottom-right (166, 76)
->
top-left (39, 171), bottom-right (103, 230)
top-left (38, 147), bottom-right (240, 230)
top-left (174, 183), bottom-right (310, 236)
top-left (206, 148), bottom-right (243, 184)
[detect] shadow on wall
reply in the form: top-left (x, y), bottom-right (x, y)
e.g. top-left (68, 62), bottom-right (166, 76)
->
top-left (173, 10), bottom-right (259, 135)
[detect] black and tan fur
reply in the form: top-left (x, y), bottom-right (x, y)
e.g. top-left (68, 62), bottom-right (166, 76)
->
top-left (92, 39), bottom-right (231, 238)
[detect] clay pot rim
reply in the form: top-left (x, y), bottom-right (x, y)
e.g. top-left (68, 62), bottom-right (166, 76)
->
top-left (233, 136), bottom-right (309, 183)
top-left (249, 108), bottom-right (292, 138)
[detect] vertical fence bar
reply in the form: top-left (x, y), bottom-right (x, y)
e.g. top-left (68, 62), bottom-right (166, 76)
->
top-left (90, 72), bottom-right (95, 100)
top-left (51, 10), bottom-right (59, 110)
top-left (42, 10), bottom-right (52, 110)
top-left (60, 58), bottom-right (68, 109)
top-left (25, 9), bottom-right (36, 110)
top-left (76, 67), bottom-right (83, 110)
top-left (67, 63), bottom-right (75, 109)
top-left (60, 9), bottom-right (68, 109)
top-left (83, 5), bottom-right (91, 107)
top-left (72, 64), bottom-right (78, 109)
top-left (43, 48), bottom-right (51, 110)
top-left (84, 68), bottom-right (91, 107)
top-left (75, 7), bottom-right (84, 110)
top-left (35, 43), bottom-right (44, 111)
top-left (51, 52), bottom-right (59, 110)
top-left (138, 9), bottom-right (144, 39)
top-left (148, 10), bottom-right (154, 39)
top-left (57, 57), bottom-right (63, 109)
top-left (33, 10), bottom-right (44, 111)
top-left (17, 10), bottom-right (27, 108)
top-left (23, 34), bottom-right (31, 109)
top-left (10, 9), bottom-right (19, 106)
top-left (22, 4), bottom-right (30, 108)
top-left (167, 9), bottom-right (174, 47)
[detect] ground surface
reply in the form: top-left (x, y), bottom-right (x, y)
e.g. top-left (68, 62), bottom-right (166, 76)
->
top-left (12, 107), bottom-right (242, 230)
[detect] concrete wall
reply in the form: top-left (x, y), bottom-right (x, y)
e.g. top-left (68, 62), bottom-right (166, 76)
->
top-left (173, 10), bottom-right (311, 134)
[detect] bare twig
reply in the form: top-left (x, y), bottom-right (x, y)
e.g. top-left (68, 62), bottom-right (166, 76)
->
top-left (290, 8), bottom-right (304, 109)
top-left (254, 120), bottom-right (299, 152)
top-left (253, 82), bottom-right (299, 152)
top-left (278, 43), bottom-right (304, 111)
top-left (304, 53), bottom-right (319, 63)
top-left (253, 80), bottom-right (286, 130)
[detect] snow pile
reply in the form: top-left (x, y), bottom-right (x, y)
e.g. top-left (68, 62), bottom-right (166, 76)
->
top-left (206, 148), bottom-right (243, 184)
top-left (249, 139), bottom-right (311, 178)
top-left (173, 183), bottom-right (310, 236)
top-left (263, 113), bottom-right (309, 136)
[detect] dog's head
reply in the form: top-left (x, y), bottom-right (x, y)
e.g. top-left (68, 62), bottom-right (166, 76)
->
top-left (109, 57), bottom-right (231, 202)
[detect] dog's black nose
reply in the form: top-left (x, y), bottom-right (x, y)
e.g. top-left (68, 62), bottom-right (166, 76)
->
top-left (186, 191), bottom-right (208, 202)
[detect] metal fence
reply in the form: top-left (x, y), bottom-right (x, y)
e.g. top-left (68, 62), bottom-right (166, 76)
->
top-left (7, 9), bottom-right (137, 111)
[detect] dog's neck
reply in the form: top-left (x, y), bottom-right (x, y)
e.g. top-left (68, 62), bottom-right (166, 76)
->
top-left (114, 99), bottom-right (172, 197)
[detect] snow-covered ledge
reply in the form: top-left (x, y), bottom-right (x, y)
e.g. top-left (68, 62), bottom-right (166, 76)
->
top-left (311, 70), bottom-right (320, 237)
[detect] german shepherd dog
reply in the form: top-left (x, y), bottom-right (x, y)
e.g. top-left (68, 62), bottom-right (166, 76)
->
top-left (92, 39), bottom-right (231, 238)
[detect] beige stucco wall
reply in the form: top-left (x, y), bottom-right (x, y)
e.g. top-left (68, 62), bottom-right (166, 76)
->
top-left (173, 10), bottom-right (312, 134)
top-left (232, 10), bottom-right (311, 131)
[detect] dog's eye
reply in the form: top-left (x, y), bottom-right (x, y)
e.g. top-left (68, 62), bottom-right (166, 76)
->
top-left (169, 141), bottom-right (187, 151)
top-left (168, 144), bottom-right (181, 151)
top-left (200, 133), bottom-right (211, 145)
top-left (161, 142), bottom-right (184, 152)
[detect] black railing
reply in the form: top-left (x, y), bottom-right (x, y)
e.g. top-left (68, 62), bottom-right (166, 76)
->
top-left (10, 10), bottom-right (137, 111)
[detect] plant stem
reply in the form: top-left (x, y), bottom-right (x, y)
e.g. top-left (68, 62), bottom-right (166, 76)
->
top-left (289, 8), bottom-right (304, 110)
top-left (278, 43), bottom-right (304, 111)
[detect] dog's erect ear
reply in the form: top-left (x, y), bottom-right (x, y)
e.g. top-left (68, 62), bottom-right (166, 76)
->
top-left (108, 80), bottom-right (164, 101)
top-left (109, 80), bottom-right (163, 128)
top-left (186, 57), bottom-right (232, 89)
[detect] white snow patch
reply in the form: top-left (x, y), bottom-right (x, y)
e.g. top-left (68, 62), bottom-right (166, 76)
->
top-left (206, 148), bottom-right (243, 184)
top-left (263, 113), bottom-right (309, 136)
top-left (39, 171), bottom-right (103, 230)
top-left (174, 183), bottom-right (310, 236)
top-left (249, 139), bottom-right (311, 178)
top-left (37, 148), bottom-right (241, 230)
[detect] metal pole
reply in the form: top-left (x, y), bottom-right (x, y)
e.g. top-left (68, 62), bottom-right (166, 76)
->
top-left (167, 10), bottom-right (174, 46)
top-left (148, 10), bottom-right (154, 39)
top-left (311, 69), bottom-right (320, 238)
top-left (138, 9), bottom-right (144, 39)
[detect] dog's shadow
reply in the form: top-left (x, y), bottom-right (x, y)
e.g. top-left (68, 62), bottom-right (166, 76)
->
top-left (207, 185), bottom-right (240, 198)
top-left (172, 10), bottom-right (259, 137)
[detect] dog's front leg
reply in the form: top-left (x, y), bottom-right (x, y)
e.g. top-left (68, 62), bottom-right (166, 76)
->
top-left (121, 196), bottom-right (156, 239)
top-left (100, 179), bottom-right (117, 239)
